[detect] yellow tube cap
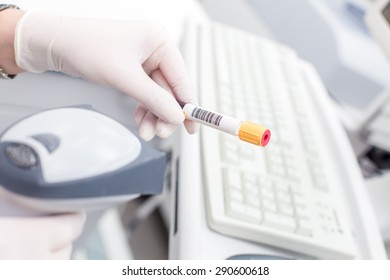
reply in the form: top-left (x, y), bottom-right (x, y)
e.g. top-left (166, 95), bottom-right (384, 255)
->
top-left (238, 121), bottom-right (271, 147)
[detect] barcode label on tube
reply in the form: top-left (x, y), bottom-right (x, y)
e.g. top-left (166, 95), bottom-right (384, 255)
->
top-left (192, 107), bottom-right (223, 126)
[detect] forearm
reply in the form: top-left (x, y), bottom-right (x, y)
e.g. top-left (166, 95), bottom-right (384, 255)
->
top-left (0, 8), bottom-right (25, 74)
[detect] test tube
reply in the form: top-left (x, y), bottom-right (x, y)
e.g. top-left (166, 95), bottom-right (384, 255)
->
top-left (180, 103), bottom-right (271, 147)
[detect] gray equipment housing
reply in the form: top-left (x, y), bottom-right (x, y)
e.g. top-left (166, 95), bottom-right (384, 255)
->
top-left (0, 107), bottom-right (166, 200)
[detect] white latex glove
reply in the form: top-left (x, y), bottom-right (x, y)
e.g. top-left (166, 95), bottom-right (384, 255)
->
top-left (0, 212), bottom-right (85, 259)
top-left (14, 10), bottom-right (198, 141)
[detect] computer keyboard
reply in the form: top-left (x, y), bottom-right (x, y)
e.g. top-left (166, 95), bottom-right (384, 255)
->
top-left (183, 21), bottom-right (357, 259)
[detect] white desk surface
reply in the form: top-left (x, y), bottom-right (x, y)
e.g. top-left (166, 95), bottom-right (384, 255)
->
top-left (1, 0), bottom-right (387, 260)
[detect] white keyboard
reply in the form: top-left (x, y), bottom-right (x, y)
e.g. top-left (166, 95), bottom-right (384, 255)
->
top-left (184, 21), bottom-right (357, 259)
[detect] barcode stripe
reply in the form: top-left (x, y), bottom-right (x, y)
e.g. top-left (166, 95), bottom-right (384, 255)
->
top-left (191, 107), bottom-right (223, 126)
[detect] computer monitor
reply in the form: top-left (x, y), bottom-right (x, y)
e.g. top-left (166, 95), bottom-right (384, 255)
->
top-left (365, 0), bottom-right (390, 62)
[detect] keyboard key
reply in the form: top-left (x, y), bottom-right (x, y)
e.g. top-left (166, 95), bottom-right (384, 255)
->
top-left (295, 205), bottom-right (309, 220)
top-left (246, 195), bottom-right (261, 207)
top-left (243, 173), bottom-right (257, 184)
top-left (270, 163), bottom-right (286, 177)
top-left (223, 169), bottom-right (242, 189)
top-left (279, 203), bottom-right (294, 217)
top-left (263, 211), bottom-right (296, 232)
top-left (222, 150), bottom-right (239, 163)
top-left (260, 187), bottom-right (275, 200)
top-left (292, 194), bottom-right (306, 206)
top-left (262, 199), bottom-right (277, 212)
top-left (275, 182), bottom-right (290, 192)
top-left (286, 166), bottom-right (299, 181)
top-left (259, 177), bottom-right (273, 189)
top-left (243, 181), bottom-right (259, 195)
top-left (314, 177), bottom-right (329, 192)
top-left (268, 154), bottom-right (284, 165)
top-left (276, 190), bottom-right (292, 204)
top-left (226, 201), bottom-right (262, 223)
top-left (296, 219), bottom-right (313, 237)
top-left (227, 189), bottom-right (244, 202)
top-left (226, 200), bottom-right (246, 217)
top-left (240, 146), bottom-right (254, 161)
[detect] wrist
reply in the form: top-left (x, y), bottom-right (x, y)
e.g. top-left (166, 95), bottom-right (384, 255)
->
top-left (15, 10), bottom-right (68, 73)
top-left (0, 8), bottom-right (25, 74)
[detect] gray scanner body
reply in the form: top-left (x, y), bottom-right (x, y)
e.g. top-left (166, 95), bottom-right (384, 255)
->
top-left (0, 107), bottom-right (165, 213)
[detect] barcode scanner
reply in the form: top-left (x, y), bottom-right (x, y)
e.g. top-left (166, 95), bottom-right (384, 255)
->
top-left (0, 106), bottom-right (165, 215)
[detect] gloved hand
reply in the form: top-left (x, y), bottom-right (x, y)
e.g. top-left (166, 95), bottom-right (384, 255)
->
top-left (14, 10), bottom-right (199, 141)
top-left (0, 212), bottom-right (85, 259)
